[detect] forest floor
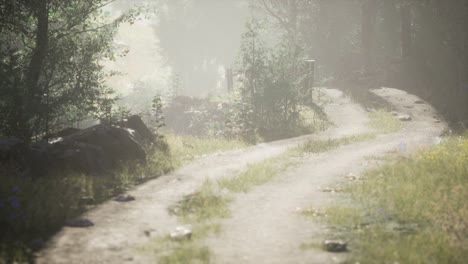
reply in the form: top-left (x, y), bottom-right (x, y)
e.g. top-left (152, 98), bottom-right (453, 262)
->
top-left (36, 88), bottom-right (447, 264)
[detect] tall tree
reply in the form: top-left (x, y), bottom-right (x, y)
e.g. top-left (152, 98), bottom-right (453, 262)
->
top-left (400, 1), bottom-right (412, 59)
top-left (0, 0), bottom-right (140, 143)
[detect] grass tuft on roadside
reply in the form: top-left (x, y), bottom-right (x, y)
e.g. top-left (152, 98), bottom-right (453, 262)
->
top-left (218, 154), bottom-right (293, 193)
top-left (368, 109), bottom-right (402, 133)
top-left (142, 223), bottom-right (221, 264)
top-left (298, 133), bottom-right (377, 154)
top-left (165, 134), bottom-right (246, 167)
top-left (160, 151), bottom-right (297, 263)
top-left (319, 134), bottom-right (468, 263)
top-left (171, 180), bottom-right (231, 222)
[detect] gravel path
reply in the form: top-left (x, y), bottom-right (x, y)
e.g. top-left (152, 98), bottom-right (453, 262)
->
top-left (36, 88), bottom-right (446, 264)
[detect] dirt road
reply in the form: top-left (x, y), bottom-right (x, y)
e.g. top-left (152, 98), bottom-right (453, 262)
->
top-left (37, 88), bottom-right (446, 263)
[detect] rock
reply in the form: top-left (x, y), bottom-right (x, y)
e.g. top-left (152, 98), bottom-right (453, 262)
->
top-left (170, 225), bottom-right (192, 240)
top-left (397, 114), bottom-right (412, 121)
top-left (323, 240), bottom-right (348, 252)
top-left (345, 172), bottom-right (359, 181)
top-left (144, 228), bottom-right (156, 237)
top-left (65, 218), bottom-right (94, 228)
top-left (1, 116), bottom-right (162, 177)
top-left (120, 115), bottom-right (155, 144)
top-left (114, 194), bottom-right (135, 202)
top-left (47, 128), bottom-right (81, 140)
top-left (79, 196), bottom-right (96, 206)
top-left (167, 205), bottom-right (181, 216)
top-left (320, 187), bottom-right (343, 193)
top-left (29, 238), bottom-right (45, 251)
top-left (414, 100), bottom-right (425, 104)
top-left (46, 124), bottom-right (146, 175)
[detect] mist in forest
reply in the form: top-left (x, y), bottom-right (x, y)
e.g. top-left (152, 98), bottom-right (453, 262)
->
top-left (1, 1), bottom-right (468, 262)
top-left (106, 0), bottom-right (249, 107)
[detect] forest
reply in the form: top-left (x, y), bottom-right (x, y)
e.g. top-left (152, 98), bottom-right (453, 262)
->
top-left (0, 0), bottom-right (467, 263)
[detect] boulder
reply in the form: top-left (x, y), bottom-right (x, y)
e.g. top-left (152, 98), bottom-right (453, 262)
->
top-left (119, 115), bottom-right (155, 144)
top-left (47, 124), bottom-right (146, 174)
top-left (114, 194), bottom-right (135, 202)
top-left (2, 115), bottom-right (160, 176)
top-left (397, 114), bottom-right (412, 121)
top-left (48, 128), bottom-right (81, 140)
top-left (170, 225), bottom-right (193, 240)
top-left (65, 218), bottom-right (94, 228)
top-left (323, 240), bottom-right (347, 252)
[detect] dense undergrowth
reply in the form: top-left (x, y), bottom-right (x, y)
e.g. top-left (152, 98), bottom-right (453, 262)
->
top-left (322, 134), bottom-right (468, 263)
top-left (0, 134), bottom-right (244, 263)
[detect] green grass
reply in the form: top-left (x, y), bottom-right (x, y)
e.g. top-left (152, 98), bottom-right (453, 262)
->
top-left (369, 109), bottom-right (402, 133)
top-left (165, 134), bottom-right (246, 167)
top-left (318, 134), bottom-right (468, 263)
top-left (297, 133), bottom-right (377, 154)
top-left (218, 153), bottom-right (294, 193)
top-left (141, 224), bottom-right (221, 264)
top-left (295, 110), bottom-right (400, 156)
top-left (153, 178), bottom-right (232, 263)
top-left (170, 180), bottom-right (231, 222)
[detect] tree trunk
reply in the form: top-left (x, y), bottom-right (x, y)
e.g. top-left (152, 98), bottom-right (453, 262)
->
top-left (287, 0), bottom-right (298, 42)
top-left (317, 0), bottom-right (329, 64)
top-left (23, 0), bottom-right (49, 142)
top-left (400, 2), bottom-right (412, 59)
top-left (361, 0), bottom-right (378, 74)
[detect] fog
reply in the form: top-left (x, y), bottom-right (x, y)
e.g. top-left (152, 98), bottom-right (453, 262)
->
top-left (1, 1), bottom-right (467, 262)
top-left (105, 0), bottom-right (249, 104)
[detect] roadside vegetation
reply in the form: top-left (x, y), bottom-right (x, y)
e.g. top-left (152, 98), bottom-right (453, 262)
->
top-left (296, 108), bottom-right (400, 155)
top-left (368, 110), bottom-right (402, 133)
top-left (218, 153), bottom-right (294, 193)
top-left (0, 134), bottom-right (244, 263)
top-left (315, 134), bottom-right (468, 263)
top-left (166, 134), bottom-right (246, 167)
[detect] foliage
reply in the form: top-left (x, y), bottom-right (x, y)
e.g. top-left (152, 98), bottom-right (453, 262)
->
top-left (227, 19), bottom-right (320, 142)
top-left (163, 96), bottom-right (226, 137)
top-left (0, 0), bottom-right (142, 142)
